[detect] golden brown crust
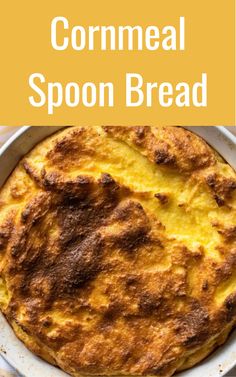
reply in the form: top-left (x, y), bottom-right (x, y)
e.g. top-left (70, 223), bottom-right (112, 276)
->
top-left (0, 126), bottom-right (236, 377)
top-left (103, 126), bottom-right (217, 172)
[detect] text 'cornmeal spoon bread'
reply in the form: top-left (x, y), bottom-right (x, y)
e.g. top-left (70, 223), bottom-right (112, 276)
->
top-left (0, 126), bottom-right (236, 377)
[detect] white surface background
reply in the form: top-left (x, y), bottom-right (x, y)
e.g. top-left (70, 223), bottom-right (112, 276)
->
top-left (0, 126), bottom-right (235, 377)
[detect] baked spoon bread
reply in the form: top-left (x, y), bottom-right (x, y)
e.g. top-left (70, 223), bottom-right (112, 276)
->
top-left (0, 126), bottom-right (236, 377)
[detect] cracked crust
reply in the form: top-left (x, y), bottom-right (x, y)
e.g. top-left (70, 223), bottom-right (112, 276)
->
top-left (0, 126), bottom-right (236, 377)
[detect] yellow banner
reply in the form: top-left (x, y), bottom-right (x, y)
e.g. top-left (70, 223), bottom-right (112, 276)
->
top-left (0, 0), bottom-right (235, 125)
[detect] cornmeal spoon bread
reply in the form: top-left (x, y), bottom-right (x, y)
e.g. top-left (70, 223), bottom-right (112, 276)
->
top-left (0, 126), bottom-right (236, 377)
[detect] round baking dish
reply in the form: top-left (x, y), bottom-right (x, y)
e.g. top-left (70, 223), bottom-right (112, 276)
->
top-left (0, 126), bottom-right (235, 377)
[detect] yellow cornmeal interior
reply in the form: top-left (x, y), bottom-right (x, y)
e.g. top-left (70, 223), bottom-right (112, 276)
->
top-left (0, 126), bottom-right (236, 375)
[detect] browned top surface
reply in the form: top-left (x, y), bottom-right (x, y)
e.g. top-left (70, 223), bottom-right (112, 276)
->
top-left (0, 126), bottom-right (236, 377)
